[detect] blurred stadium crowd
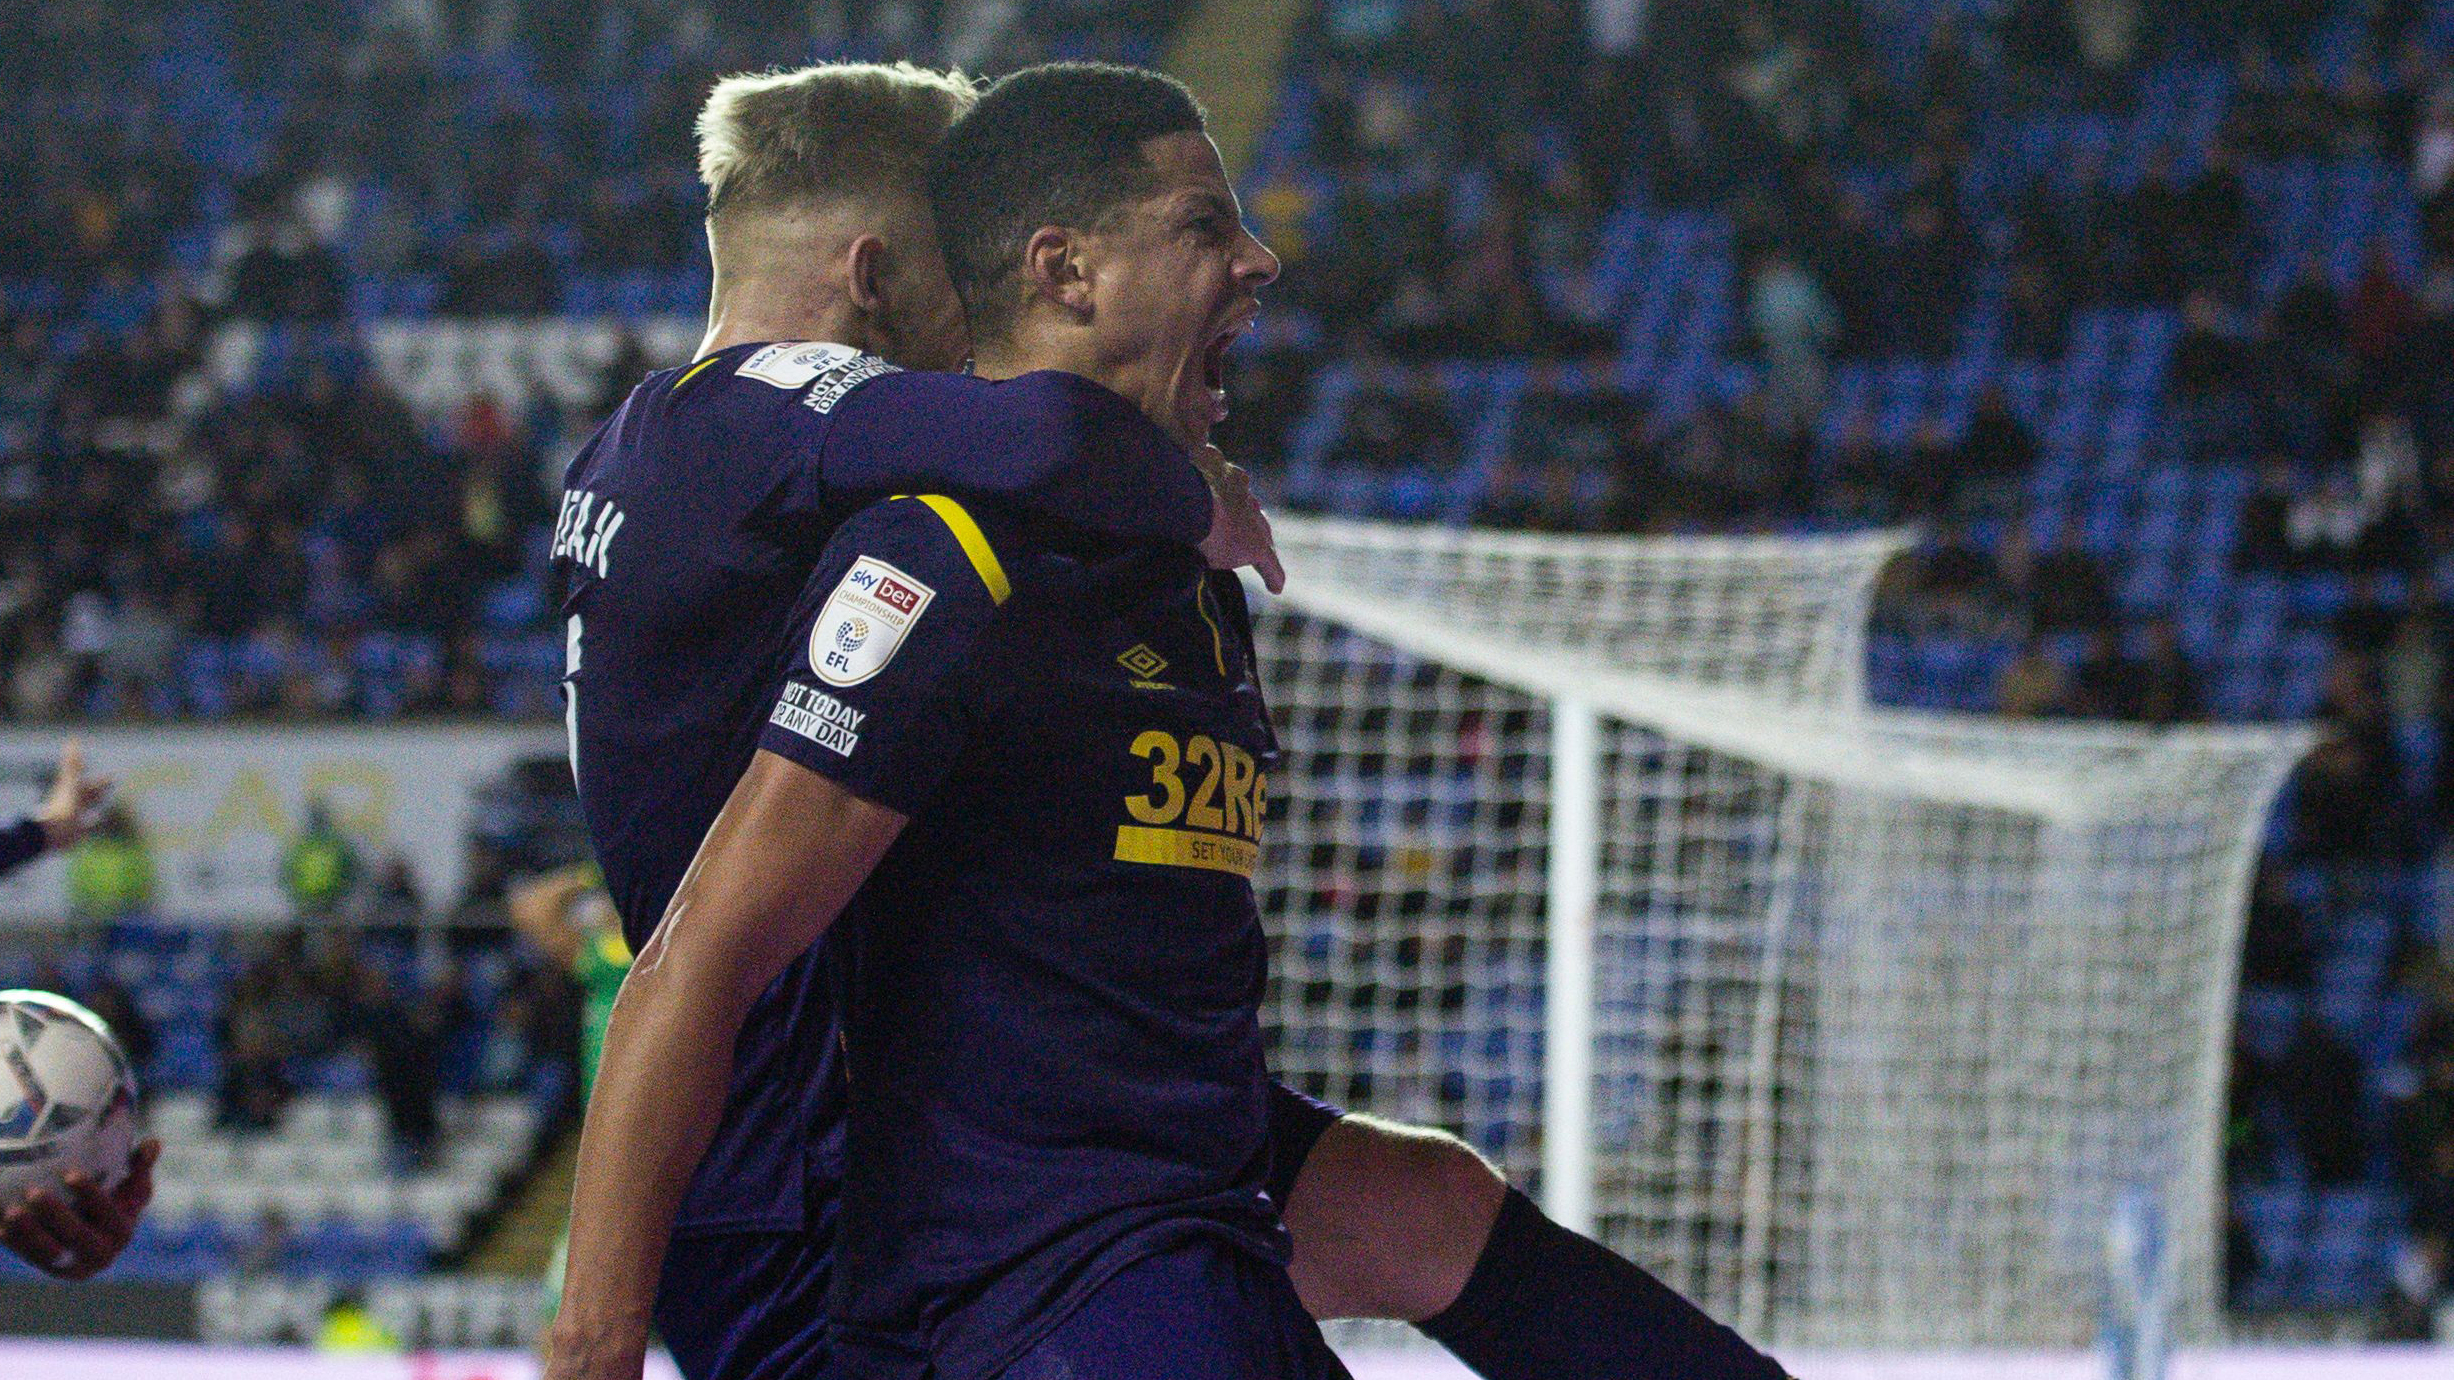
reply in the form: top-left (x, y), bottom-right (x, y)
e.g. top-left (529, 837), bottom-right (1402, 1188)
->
top-left (1, 0), bottom-right (2452, 1331)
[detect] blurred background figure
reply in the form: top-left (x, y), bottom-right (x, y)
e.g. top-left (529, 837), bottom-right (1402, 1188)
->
top-left (63, 800), bottom-right (154, 933)
top-left (283, 796), bottom-right (360, 923)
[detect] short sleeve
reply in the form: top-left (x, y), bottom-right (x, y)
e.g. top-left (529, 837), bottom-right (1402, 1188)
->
top-left (757, 496), bottom-right (1015, 816)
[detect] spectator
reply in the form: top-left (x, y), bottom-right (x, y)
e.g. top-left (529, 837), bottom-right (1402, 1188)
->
top-left (97, 587), bottom-right (178, 715)
top-left (2028, 522), bottom-right (2116, 633)
top-left (214, 997), bottom-right (293, 1134)
top-left (1217, 347), bottom-right (1313, 478)
top-left (2293, 651), bottom-right (2405, 859)
top-left (63, 800), bottom-right (155, 925)
top-left (1747, 248), bottom-right (1839, 435)
top-left (2238, 455), bottom-right (2298, 569)
top-left (1327, 368), bottom-right (1464, 480)
top-left (2169, 290), bottom-right (2261, 461)
top-left (2418, 86), bottom-right (2454, 202)
top-left (2278, 1011), bottom-right (2370, 1185)
top-left (2133, 618), bottom-right (2205, 725)
top-left (283, 797), bottom-right (361, 922)
top-left (2239, 864), bottom-right (2317, 988)
top-left (2002, 257), bottom-right (2072, 359)
top-left (353, 967), bottom-right (445, 1169)
top-left (2347, 246), bottom-right (2418, 407)
top-left (1951, 386), bottom-right (2039, 516)
top-left (2124, 151), bottom-right (2194, 303)
top-left (1657, 391), bottom-right (1795, 524)
top-left (1908, 524), bottom-right (2017, 636)
top-left (235, 1206), bottom-right (293, 1277)
top-left (2069, 627), bottom-right (2147, 719)
top-left (2383, 608), bottom-right (2445, 727)
top-left (2288, 475), bottom-right (2373, 570)
top-left (1996, 637), bottom-right (2070, 718)
top-left (74, 968), bottom-right (158, 1074)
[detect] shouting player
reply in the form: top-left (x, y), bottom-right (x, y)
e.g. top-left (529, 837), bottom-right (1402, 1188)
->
top-left (564, 63), bottom-right (1335, 1380)
top-left (541, 60), bottom-right (1245, 1380)
top-left (547, 59), bottom-right (1787, 1380)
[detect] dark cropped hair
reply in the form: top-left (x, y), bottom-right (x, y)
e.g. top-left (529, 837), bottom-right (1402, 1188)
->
top-left (928, 62), bottom-right (1206, 342)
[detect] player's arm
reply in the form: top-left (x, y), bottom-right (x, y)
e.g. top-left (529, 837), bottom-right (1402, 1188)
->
top-left (542, 754), bottom-right (905, 1380)
top-left (822, 370), bottom-right (1285, 591)
top-left (544, 496), bottom-right (1013, 1380)
top-left (506, 862), bottom-right (603, 970)
top-left (0, 741), bottom-right (112, 880)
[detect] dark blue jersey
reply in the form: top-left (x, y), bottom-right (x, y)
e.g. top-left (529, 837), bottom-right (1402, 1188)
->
top-left (756, 498), bottom-right (1286, 1380)
top-left (557, 341), bottom-right (1210, 1233)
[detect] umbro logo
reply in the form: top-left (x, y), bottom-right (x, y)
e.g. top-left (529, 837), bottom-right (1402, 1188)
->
top-left (1118, 644), bottom-right (1172, 689)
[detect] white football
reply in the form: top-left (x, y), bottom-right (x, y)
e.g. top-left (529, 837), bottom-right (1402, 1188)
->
top-left (0, 990), bottom-right (140, 1207)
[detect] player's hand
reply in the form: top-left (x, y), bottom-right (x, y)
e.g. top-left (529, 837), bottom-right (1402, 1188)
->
top-left (1, 1137), bottom-right (159, 1280)
top-left (540, 1319), bottom-right (650, 1380)
top-left (33, 741), bottom-right (112, 853)
top-left (1197, 451), bottom-right (1285, 594)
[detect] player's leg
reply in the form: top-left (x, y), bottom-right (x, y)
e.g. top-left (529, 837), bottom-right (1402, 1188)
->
top-left (1267, 1083), bottom-right (1790, 1379)
top-left (1000, 1237), bottom-right (1351, 1380)
top-left (652, 1229), bottom-right (835, 1380)
top-left (1274, 1105), bottom-right (1502, 1321)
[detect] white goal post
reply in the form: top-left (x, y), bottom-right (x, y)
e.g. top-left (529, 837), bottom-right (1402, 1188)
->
top-left (1252, 517), bottom-right (2311, 1349)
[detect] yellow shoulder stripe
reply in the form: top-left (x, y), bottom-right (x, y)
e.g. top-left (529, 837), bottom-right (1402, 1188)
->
top-left (905, 495), bottom-right (1010, 605)
top-left (672, 355), bottom-right (722, 391)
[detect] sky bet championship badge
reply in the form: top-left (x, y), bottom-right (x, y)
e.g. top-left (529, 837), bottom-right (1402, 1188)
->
top-left (810, 557), bottom-right (934, 687)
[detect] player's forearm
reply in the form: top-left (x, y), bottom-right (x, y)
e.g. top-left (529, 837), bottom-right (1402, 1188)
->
top-left (547, 752), bottom-right (907, 1368)
top-left (551, 955), bottom-right (742, 1348)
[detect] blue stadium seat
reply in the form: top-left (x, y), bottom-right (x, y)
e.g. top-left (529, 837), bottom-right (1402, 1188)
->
top-left (2301, 1187), bottom-right (2395, 1308)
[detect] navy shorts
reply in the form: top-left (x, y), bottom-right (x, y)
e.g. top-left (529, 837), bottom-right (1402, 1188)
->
top-left (654, 1226), bottom-right (835, 1380)
top-left (999, 1234), bottom-right (1353, 1380)
top-left (652, 1086), bottom-right (1347, 1380)
top-left (1265, 1080), bottom-right (1348, 1208)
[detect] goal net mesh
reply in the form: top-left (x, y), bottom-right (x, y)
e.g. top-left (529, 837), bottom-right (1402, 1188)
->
top-left (1250, 517), bottom-right (2310, 1349)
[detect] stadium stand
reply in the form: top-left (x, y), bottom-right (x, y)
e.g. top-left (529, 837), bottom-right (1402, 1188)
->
top-left (0, 0), bottom-right (2448, 1335)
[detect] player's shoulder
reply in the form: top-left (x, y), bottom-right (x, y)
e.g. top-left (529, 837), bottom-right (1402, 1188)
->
top-left (823, 493), bottom-right (1031, 613)
top-left (569, 343), bottom-right (859, 479)
top-left (674, 340), bottom-right (902, 420)
top-left (794, 495), bottom-right (1033, 690)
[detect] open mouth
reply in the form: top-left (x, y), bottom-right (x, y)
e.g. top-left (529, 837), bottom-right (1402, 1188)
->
top-left (1198, 319), bottom-right (1248, 426)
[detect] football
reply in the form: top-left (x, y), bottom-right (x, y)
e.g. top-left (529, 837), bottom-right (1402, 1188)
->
top-left (0, 990), bottom-right (140, 1207)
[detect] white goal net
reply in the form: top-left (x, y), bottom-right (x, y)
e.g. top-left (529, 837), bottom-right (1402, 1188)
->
top-left (1251, 517), bottom-right (2312, 1349)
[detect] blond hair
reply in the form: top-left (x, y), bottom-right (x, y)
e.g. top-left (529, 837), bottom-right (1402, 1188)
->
top-left (696, 62), bottom-right (977, 222)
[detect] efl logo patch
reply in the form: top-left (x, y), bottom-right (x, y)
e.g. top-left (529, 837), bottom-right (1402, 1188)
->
top-left (810, 556), bottom-right (934, 686)
top-left (737, 341), bottom-right (859, 390)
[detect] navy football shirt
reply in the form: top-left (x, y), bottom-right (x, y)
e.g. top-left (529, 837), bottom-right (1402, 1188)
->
top-left (757, 497), bottom-right (1286, 1379)
top-left (556, 341), bottom-right (1210, 1232)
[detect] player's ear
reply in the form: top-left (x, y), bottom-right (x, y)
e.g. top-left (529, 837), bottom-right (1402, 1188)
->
top-left (845, 234), bottom-right (890, 318)
top-left (1020, 226), bottom-right (1094, 318)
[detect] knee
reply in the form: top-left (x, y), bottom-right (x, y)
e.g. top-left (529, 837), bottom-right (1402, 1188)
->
top-left (1381, 1124), bottom-right (1507, 1241)
top-left (1288, 1115), bottom-right (1506, 1322)
top-left (1376, 1127), bottom-right (1506, 1317)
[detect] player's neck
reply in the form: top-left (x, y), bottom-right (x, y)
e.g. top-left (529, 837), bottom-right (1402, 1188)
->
top-left (697, 280), bottom-right (880, 361)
